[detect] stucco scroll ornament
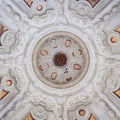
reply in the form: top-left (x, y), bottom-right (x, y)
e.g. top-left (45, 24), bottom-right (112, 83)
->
top-left (66, 8), bottom-right (94, 29)
top-left (32, 94), bottom-right (66, 120)
top-left (93, 31), bottom-right (111, 57)
top-left (10, 31), bottom-right (27, 57)
top-left (54, 0), bottom-right (68, 24)
top-left (31, 106), bottom-right (48, 120)
top-left (74, 0), bottom-right (91, 17)
top-left (0, 30), bottom-right (26, 59)
top-left (96, 62), bottom-right (120, 91)
top-left (31, 10), bottom-right (55, 27)
top-left (10, 66), bottom-right (29, 98)
top-left (106, 74), bottom-right (120, 91)
top-left (0, 31), bottom-right (16, 53)
top-left (65, 94), bottom-right (90, 110)
top-left (54, 104), bottom-right (63, 120)
top-left (93, 58), bottom-right (111, 89)
top-left (32, 93), bottom-right (56, 110)
top-left (55, 0), bottom-right (64, 15)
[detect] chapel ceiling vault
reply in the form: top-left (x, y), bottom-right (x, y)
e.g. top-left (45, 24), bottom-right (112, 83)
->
top-left (0, 0), bottom-right (120, 120)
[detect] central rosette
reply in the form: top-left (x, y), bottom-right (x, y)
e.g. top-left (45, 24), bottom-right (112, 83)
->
top-left (32, 32), bottom-right (89, 88)
top-left (54, 53), bottom-right (67, 67)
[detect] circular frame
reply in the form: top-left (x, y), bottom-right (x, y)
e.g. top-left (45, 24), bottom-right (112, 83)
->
top-left (25, 25), bottom-right (97, 95)
top-left (32, 31), bottom-right (90, 89)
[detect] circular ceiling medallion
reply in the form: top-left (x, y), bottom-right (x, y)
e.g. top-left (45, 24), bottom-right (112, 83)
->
top-left (32, 32), bottom-right (90, 88)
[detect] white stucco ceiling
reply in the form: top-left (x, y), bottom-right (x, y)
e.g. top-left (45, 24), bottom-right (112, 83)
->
top-left (0, 0), bottom-right (120, 120)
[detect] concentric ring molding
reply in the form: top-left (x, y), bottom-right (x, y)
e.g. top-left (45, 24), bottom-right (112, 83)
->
top-left (25, 25), bottom-right (97, 95)
top-left (32, 31), bottom-right (89, 89)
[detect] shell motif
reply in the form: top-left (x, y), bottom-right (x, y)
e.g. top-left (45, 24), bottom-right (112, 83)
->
top-left (39, 65), bottom-right (44, 71)
top-left (66, 77), bottom-right (72, 81)
top-left (78, 49), bottom-right (82, 55)
top-left (72, 52), bottom-right (75, 57)
top-left (51, 72), bottom-right (57, 80)
top-left (65, 39), bottom-right (71, 48)
top-left (50, 38), bottom-right (58, 48)
top-left (73, 64), bottom-right (81, 70)
top-left (40, 50), bottom-right (48, 56)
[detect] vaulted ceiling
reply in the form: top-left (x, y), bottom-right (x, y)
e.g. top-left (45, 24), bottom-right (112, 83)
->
top-left (0, 0), bottom-right (120, 120)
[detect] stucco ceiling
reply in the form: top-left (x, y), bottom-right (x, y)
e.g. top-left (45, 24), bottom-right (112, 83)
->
top-left (0, 0), bottom-right (120, 120)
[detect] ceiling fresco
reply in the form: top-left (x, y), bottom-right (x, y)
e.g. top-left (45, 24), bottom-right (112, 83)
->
top-left (0, 0), bottom-right (120, 120)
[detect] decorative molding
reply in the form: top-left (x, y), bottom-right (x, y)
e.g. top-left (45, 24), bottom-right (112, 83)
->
top-left (0, 0), bottom-right (120, 120)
